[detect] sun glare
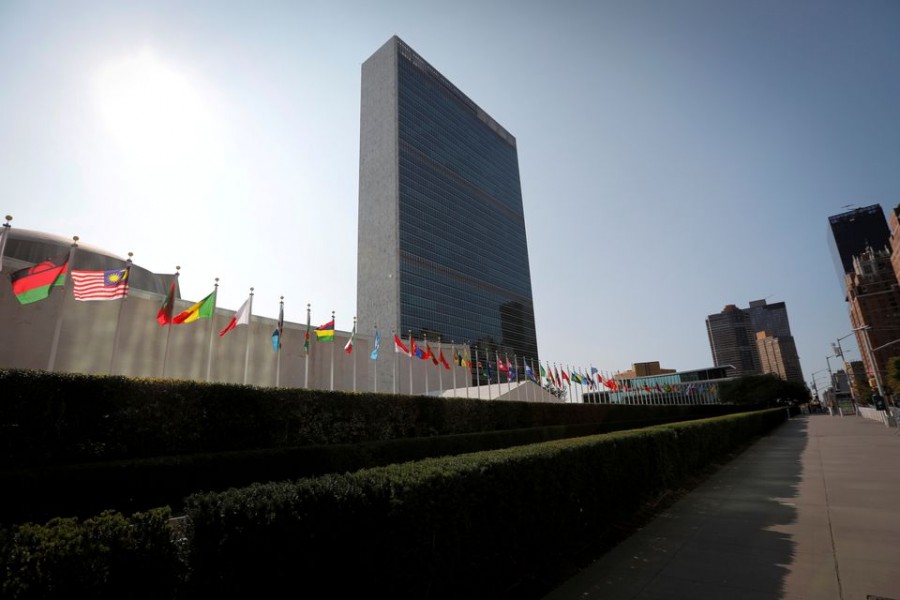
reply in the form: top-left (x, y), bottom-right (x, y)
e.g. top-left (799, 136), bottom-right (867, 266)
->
top-left (94, 49), bottom-right (224, 198)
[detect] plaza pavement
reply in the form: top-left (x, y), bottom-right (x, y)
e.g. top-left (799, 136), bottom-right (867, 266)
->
top-left (542, 411), bottom-right (900, 600)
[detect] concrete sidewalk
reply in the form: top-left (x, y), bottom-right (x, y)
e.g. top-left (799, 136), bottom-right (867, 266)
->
top-left (542, 413), bottom-right (900, 600)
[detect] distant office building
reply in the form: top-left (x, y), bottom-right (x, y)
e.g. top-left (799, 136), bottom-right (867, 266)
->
top-left (756, 331), bottom-right (804, 384)
top-left (828, 205), bottom-right (890, 293)
top-left (706, 300), bottom-right (803, 382)
top-left (745, 299), bottom-right (792, 338)
top-left (706, 305), bottom-right (761, 377)
top-left (745, 299), bottom-right (804, 384)
top-left (357, 36), bottom-right (539, 391)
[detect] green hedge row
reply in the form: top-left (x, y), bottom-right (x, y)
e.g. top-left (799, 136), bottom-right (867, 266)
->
top-left (0, 408), bottom-right (787, 599)
top-left (3, 418), bottom-right (679, 526)
top-left (0, 368), bottom-right (742, 470)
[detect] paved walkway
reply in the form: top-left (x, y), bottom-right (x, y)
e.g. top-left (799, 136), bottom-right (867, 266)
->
top-left (542, 413), bottom-right (900, 600)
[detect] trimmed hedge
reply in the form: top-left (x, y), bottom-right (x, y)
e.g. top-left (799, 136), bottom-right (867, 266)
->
top-left (180, 408), bottom-right (786, 597)
top-left (1, 369), bottom-right (739, 470)
top-left (1, 409), bottom-right (786, 598)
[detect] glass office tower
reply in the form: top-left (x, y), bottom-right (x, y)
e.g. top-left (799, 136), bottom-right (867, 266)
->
top-left (828, 204), bottom-right (890, 285)
top-left (357, 36), bottom-right (539, 378)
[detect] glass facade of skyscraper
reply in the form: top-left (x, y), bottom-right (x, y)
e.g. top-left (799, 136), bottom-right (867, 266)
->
top-left (391, 40), bottom-right (538, 360)
top-left (828, 204), bottom-right (890, 284)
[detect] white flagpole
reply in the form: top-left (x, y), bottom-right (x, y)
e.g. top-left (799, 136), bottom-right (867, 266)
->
top-left (48, 236), bottom-right (79, 372)
top-left (109, 252), bottom-right (132, 375)
top-left (205, 278), bottom-right (219, 382)
top-left (351, 316), bottom-right (357, 392)
top-left (521, 356), bottom-right (527, 401)
top-left (503, 353), bottom-right (511, 398)
top-left (304, 303), bottom-right (311, 389)
top-left (463, 343), bottom-right (470, 399)
top-left (475, 347), bottom-right (481, 400)
top-left (450, 341), bottom-right (457, 394)
top-left (423, 333), bottom-right (429, 395)
top-left (437, 337), bottom-right (443, 395)
top-left (275, 295), bottom-right (284, 388)
top-left (517, 356), bottom-right (524, 401)
top-left (244, 289), bottom-right (255, 385)
top-left (161, 267), bottom-right (180, 378)
top-left (372, 324), bottom-right (378, 393)
top-left (408, 330), bottom-right (413, 395)
top-left (0, 215), bottom-right (11, 271)
top-left (330, 310), bottom-right (335, 392)
top-left (392, 328), bottom-right (398, 394)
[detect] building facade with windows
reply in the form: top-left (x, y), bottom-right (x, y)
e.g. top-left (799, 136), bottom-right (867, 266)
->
top-left (357, 36), bottom-right (539, 391)
top-left (706, 304), bottom-right (762, 377)
top-left (828, 204), bottom-right (891, 295)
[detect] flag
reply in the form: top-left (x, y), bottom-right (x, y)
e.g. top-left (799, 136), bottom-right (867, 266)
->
top-left (411, 337), bottom-right (424, 359)
top-left (426, 343), bottom-right (438, 365)
top-left (173, 290), bottom-right (216, 324)
top-left (370, 329), bottom-right (380, 360)
top-left (506, 357), bottom-right (515, 380)
top-left (463, 346), bottom-right (471, 367)
top-left (272, 303), bottom-right (284, 351)
top-left (315, 319), bottom-right (335, 341)
top-left (0, 225), bottom-right (8, 273)
top-left (485, 361), bottom-right (493, 383)
top-left (498, 357), bottom-right (508, 372)
top-left (525, 361), bottom-right (535, 382)
top-left (539, 363), bottom-right (546, 380)
top-left (454, 348), bottom-right (463, 366)
top-left (394, 334), bottom-right (411, 356)
top-left (10, 254), bottom-right (68, 304)
top-left (571, 372), bottom-right (582, 384)
top-left (438, 349), bottom-right (450, 370)
top-left (344, 323), bottom-right (355, 355)
top-left (561, 368), bottom-right (570, 384)
top-left (220, 296), bottom-right (252, 337)
top-left (71, 268), bottom-right (129, 301)
top-left (157, 281), bottom-right (176, 325)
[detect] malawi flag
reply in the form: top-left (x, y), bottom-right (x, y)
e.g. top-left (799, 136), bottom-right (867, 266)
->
top-left (10, 254), bottom-right (69, 304)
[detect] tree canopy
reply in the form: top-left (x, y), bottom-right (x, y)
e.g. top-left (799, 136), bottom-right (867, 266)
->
top-left (718, 374), bottom-right (810, 405)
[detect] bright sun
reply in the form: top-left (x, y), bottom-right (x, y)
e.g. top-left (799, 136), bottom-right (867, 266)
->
top-left (94, 48), bottom-right (224, 197)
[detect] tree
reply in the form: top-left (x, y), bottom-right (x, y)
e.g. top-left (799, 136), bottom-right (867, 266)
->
top-left (884, 355), bottom-right (900, 400)
top-left (718, 374), bottom-right (809, 406)
top-left (850, 371), bottom-right (872, 404)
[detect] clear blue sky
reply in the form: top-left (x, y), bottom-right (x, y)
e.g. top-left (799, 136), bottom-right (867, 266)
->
top-left (3, 0), bottom-right (899, 388)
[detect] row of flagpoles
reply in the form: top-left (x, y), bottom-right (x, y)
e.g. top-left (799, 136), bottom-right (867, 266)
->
top-left (2, 219), bottom-right (714, 402)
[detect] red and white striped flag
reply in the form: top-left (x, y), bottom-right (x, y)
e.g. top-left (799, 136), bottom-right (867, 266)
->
top-left (71, 268), bottom-right (129, 301)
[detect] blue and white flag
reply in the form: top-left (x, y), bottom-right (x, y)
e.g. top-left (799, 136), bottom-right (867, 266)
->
top-left (370, 328), bottom-right (380, 360)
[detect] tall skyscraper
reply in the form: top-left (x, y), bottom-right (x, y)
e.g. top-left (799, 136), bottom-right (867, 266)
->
top-left (706, 299), bottom-right (804, 383)
top-left (357, 36), bottom-right (539, 379)
top-left (828, 204), bottom-right (890, 290)
top-left (706, 304), bottom-right (762, 377)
